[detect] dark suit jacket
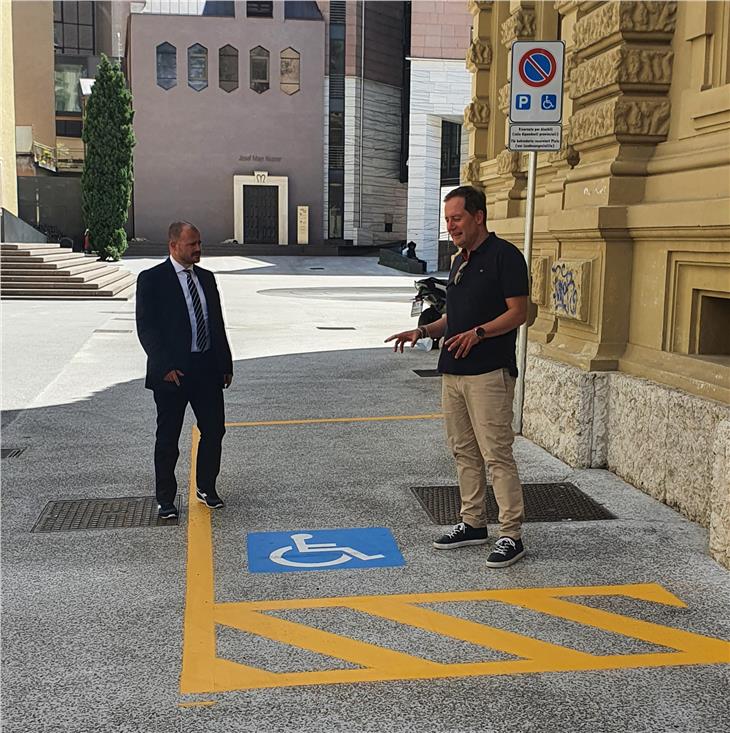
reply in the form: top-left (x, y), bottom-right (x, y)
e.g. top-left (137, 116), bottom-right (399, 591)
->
top-left (136, 258), bottom-right (233, 390)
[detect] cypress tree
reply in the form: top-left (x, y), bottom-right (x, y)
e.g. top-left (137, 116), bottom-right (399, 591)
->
top-left (81, 55), bottom-right (135, 261)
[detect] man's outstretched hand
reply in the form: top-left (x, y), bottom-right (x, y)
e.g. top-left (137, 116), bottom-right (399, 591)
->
top-left (385, 329), bottom-right (421, 353)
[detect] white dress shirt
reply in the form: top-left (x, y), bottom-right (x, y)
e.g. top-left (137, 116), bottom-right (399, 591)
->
top-left (170, 256), bottom-right (210, 352)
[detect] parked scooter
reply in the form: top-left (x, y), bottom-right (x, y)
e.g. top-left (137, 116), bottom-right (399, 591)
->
top-left (411, 276), bottom-right (447, 350)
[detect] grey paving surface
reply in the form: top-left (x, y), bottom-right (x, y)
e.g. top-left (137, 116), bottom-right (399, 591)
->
top-left (1, 255), bottom-right (728, 733)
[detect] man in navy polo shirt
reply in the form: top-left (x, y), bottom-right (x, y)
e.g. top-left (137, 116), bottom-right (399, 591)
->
top-left (386, 186), bottom-right (529, 567)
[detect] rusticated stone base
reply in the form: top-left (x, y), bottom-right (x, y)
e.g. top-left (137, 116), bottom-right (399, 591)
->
top-left (523, 347), bottom-right (609, 469)
top-left (710, 420), bottom-right (730, 569)
top-left (523, 351), bottom-right (730, 569)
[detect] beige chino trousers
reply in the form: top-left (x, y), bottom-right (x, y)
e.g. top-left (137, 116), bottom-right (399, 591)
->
top-left (442, 369), bottom-right (524, 539)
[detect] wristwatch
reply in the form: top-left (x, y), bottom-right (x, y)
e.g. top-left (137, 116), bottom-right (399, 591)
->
top-left (475, 326), bottom-right (487, 340)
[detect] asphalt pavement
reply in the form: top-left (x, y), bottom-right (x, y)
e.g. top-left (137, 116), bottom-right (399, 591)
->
top-left (1, 254), bottom-right (728, 733)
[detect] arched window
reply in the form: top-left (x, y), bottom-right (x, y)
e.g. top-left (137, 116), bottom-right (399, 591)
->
top-left (250, 46), bottom-right (269, 94)
top-left (280, 47), bottom-right (300, 95)
top-left (156, 42), bottom-right (176, 90)
top-left (219, 45), bottom-right (238, 92)
top-left (188, 44), bottom-right (208, 91)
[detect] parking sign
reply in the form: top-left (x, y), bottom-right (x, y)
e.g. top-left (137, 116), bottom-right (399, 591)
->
top-left (509, 41), bottom-right (565, 123)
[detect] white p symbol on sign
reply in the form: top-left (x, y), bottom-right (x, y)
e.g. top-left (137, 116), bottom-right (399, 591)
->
top-left (516, 94), bottom-right (531, 110)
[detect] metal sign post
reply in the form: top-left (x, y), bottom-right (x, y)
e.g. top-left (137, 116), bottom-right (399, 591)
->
top-left (508, 40), bottom-right (565, 434)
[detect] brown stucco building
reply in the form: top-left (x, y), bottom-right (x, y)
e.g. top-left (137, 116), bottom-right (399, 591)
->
top-left (128, 2), bottom-right (326, 245)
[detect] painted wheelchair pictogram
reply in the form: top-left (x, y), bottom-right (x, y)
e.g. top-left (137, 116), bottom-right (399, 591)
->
top-left (269, 533), bottom-right (386, 568)
top-left (518, 48), bottom-right (557, 88)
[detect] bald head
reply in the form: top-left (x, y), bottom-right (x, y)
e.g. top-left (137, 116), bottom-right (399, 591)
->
top-left (168, 221), bottom-right (202, 267)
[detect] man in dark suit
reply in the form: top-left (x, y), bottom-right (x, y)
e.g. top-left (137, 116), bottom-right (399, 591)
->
top-left (136, 221), bottom-right (233, 519)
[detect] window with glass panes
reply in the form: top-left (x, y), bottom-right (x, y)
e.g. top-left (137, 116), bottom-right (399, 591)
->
top-left (219, 45), bottom-right (239, 92)
top-left (250, 46), bottom-right (269, 94)
top-left (53, 1), bottom-right (95, 55)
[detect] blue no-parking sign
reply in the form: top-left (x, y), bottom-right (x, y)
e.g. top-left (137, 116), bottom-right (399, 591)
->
top-left (509, 40), bottom-right (565, 124)
top-left (247, 527), bottom-right (405, 573)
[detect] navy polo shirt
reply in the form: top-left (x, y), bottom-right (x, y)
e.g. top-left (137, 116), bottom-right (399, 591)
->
top-left (437, 232), bottom-right (529, 377)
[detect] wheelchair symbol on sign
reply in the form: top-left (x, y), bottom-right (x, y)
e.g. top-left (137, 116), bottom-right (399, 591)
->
top-left (269, 533), bottom-right (386, 568)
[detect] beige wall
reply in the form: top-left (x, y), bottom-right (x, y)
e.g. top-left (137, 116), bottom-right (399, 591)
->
top-left (464, 0), bottom-right (730, 566)
top-left (0, 0), bottom-right (18, 214)
top-left (410, 0), bottom-right (472, 60)
top-left (12, 0), bottom-right (56, 151)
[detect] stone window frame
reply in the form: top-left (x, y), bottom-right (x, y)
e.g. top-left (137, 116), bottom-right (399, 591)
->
top-left (156, 42), bottom-right (177, 91)
top-left (280, 47), bottom-right (301, 95)
top-left (188, 43), bottom-right (208, 92)
top-left (219, 45), bottom-right (239, 93)
top-left (250, 46), bottom-right (270, 94)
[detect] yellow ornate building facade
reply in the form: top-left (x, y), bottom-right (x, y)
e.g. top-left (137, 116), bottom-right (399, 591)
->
top-left (463, 0), bottom-right (730, 567)
top-left (0, 0), bottom-right (18, 215)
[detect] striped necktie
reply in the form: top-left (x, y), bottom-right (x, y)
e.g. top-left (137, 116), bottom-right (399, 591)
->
top-left (184, 269), bottom-right (209, 352)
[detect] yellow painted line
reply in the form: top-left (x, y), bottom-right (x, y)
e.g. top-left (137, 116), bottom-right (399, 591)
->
top-left (179, 424), bottom-right (730, 694)
top-left (225, 413), bottom-right (443, 428)
top-left (180, 426), bottom-right (218, 695)
top-left (178, 701), bottom-right (216, 708)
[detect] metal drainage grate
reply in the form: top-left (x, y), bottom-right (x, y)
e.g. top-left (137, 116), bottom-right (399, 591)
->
top-left (94, 329), bottom-right (133, 333)
top-left (316, 326), bottom-right (355, 330)
top-left (412, 483), bottom-right (615, 525)
top-left (1, 447), bottom-right (27, 459)
top-left (309, 267), bottom-right (325, 270)
top-left (31, 497), bottom-right (179, 532)
top-left (413, 369), bottom-right (441, 377)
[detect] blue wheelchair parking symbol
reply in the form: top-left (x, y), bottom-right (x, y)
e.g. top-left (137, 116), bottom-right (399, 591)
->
top-left (516, 94), bottom-right (531, 110)
top-left (247, 527), bottom-right (405, 573)
top-left (541, 94), bottom-right (557, 111)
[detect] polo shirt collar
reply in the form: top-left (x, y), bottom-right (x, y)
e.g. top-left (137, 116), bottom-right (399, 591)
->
top-left (460, 233), bottom-right (493, 261)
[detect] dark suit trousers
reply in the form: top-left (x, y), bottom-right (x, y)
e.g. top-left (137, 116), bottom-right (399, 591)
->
top-left (152, 351), bottom-right (226, 506)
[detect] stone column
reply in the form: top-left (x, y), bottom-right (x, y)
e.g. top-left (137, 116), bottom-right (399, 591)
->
top-left (542, 1), bottom-right (678, 371)
top-left (461, 0), bottom-right (495, 189)
top-left (490, 1), bottom-right (537, 219)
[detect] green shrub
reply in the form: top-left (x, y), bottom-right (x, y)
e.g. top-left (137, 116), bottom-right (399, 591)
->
top-left (81, 55), bottom-right (135, 261)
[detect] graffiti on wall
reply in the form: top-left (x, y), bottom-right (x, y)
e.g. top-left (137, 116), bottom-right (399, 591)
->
top-left (550, 259), bottom-right (591, 321)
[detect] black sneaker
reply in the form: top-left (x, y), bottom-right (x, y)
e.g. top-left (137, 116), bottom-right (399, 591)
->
top-left (433, 522), bottom-right (488, 549)
top-left (196, 488), bottom-right (224, 509)
top-left (485, 537), bottom-right (525, 568)
top-left (158, 503), bottom-right (178, 519)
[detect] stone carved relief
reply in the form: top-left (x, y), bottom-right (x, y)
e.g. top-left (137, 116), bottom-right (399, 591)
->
top-left (500, 7), bottom-right (536, 47)
top-left (466, 39), bottom-right (493, 72)
top-left (571, 98), bottom-right (671, 145)
top-left (496, 150), bottom-right (522, 176)
top-left (531, 256), bottom-right (549, 307)
top-left (461, 157), bottom-right (482, 183)
top-left (573, 1), bottom-right (677, 55)
top-left (564, 50), bottom-right (577, 81)
top-left (467, 0), bottom-right (492, 15)
top-left (547, 124), bottom-right (579, 167)
top-left (554, 0), bottom-right (584, 13)
top-left (464, 100), bottom-right (490, 128)
top-left (550, 259), bottom-right (591, 321)
top-left (498, 83), bottom-right (511, 114)
top-left (570, 47), bottom-right (674, 100)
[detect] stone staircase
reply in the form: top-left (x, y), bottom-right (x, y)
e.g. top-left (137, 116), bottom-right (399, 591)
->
top-left (0, 243), bottom-right (136, 300)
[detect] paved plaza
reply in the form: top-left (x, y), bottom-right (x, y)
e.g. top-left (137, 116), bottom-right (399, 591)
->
top-left (2, 255), bottom-right (729, 733)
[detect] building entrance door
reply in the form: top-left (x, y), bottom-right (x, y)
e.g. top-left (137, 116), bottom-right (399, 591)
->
top-left (243, 185), bottom-right (279, 244)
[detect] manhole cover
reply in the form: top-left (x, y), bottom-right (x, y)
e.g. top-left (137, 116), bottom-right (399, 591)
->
top-left (31, 497), bottom-right (180, 532)
top-left (1, 447), bottom-right (26, 459)
top-left (413, 369), bottom-right (441, 377)
top-left (316, 326), bottom-right (356, 330)
top-left (412, 483), bottom-right (615, 524)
